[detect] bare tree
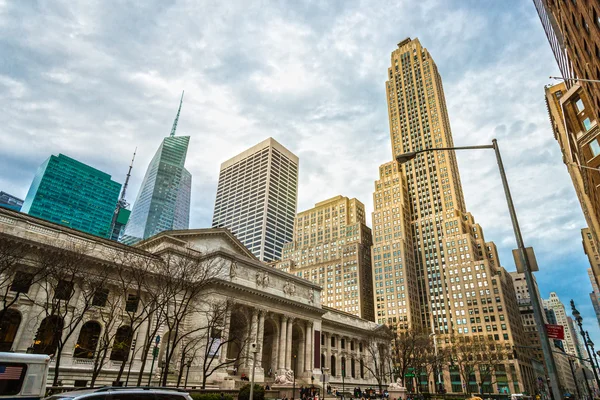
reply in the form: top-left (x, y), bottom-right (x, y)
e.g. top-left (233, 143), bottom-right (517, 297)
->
top-left (33, 239), bottom-right (112, 386)
top-left (198, 300), bottom-right (249, 389)
top-left (108, 250), bottom-right (163, 384)
top-left (363, 336), bottom-right (392, 394)
top-left (157, 250), bottom-right (226, 386)
top-left (449, 335), bottom-right (509, 395)
top-left (390, 327), bottom-right (431, 387)
top-left (89, 282), bottom-right (127, 387)
top-left (0, 235), bottom-right (50, 321)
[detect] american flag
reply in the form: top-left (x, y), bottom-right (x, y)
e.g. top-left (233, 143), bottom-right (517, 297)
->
top-left (0, 365), bottom-right (23, 380)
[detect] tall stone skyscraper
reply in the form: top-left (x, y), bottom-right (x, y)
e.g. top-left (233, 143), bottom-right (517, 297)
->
top-left (212, 138), bottom-right (298, 262)
top-left (372, 38), bottom-right (534, 393)
top-left (274, 195), bottom-right (374, 320)
top-left (121, 93), bottom-right (191, 245)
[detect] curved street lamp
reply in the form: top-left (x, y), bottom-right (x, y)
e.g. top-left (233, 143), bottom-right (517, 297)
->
top-left (396, 139), bottom-right (561, 400)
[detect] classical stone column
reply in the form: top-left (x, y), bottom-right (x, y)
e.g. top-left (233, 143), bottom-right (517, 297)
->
top-left (245, 308), bottom-right (259, 367)
top-left (219, 307), bottom-right (232, 364)
top-left (286, 317), bottom-right (294, 370)
top-left (256, 310), bottom-right (266, 367)
top-left (278, 315), bottom-right (288, 370)
top-left (304, 322), bottom-right (313, 372)
top-left (297, 324), bottom-right (305, 373)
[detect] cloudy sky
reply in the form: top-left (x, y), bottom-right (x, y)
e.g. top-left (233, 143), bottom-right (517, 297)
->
top-left (2, 1), bottom-right (599, 339)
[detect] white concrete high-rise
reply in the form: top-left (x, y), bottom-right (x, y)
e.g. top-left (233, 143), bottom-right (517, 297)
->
top-left (544, 292), bottom-right (580, 358)
top-left (212, 138), bottom-right (299, 262)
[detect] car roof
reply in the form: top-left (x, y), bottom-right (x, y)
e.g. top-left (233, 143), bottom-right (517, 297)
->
top-left (47, 388), bottom-right (188, 398)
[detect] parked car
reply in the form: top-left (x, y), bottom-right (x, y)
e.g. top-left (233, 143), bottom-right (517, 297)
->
top-left (43, 387), bottom-right (193, 400)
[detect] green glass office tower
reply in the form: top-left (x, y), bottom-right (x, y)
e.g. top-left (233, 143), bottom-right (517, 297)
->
top-left (121, 93), bottom-right (191, 245)
top-left (21, 154), bottom-right (121, 238)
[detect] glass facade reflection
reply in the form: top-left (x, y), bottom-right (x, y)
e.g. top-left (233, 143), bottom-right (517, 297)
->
top-left (21, 154), bottom-right (121, 238)
top-left (121, 135), bottom-right (191, 245)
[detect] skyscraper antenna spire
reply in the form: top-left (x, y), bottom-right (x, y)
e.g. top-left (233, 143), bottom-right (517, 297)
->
top-left (170, 90), bottom-right (185, 137)
top-left (120, 147), bottom-right (136, 204)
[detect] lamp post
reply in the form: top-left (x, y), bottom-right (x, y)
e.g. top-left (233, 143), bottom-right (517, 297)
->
top-left (148, 335), bottom-right (160, 386)
top-left (571, 300), bottom-right (600, 391)
top-left (293, 354), bottom-right (297, 400)
top-left (396, 139), bottom-right (561, 400)
top-left (321, 367), bottom-right (330, 400)
top-left (342, 360), bottom-right (345, 400)
top-left (249, 344), bottom-right (259, 400)
top-left (586, 332), bottom-right (600, 374)
top-left (430, 331), bottom-right (442, 393)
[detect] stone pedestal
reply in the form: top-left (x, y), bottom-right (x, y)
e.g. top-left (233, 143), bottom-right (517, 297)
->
top-left (387, 387), bottom-right (407, 400)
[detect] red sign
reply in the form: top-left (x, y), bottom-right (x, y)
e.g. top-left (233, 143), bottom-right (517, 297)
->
top-left (546, 324), bottom-right (565, 340)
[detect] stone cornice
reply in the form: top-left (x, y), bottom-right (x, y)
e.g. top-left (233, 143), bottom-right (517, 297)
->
top-left (202, 249), bottom-right (323, 290)
top-left (206, 280), bottom-right (325, 318)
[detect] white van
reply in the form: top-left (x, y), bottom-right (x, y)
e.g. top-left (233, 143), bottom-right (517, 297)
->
top-left (0, 352), bottom-right (51, 399)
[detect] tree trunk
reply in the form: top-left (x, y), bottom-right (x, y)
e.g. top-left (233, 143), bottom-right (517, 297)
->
top-left (177, 350), bottom-right (186, 387)
top-left (116, 358), bottom-right (127, 383)
top-left (52, 351), bottom-right (63, 386)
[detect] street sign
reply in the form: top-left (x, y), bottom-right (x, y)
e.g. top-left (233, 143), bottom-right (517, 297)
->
top-left (546, 324), bottom-right (565, 340)
top-left (156, 335), bottom-right (161, 344)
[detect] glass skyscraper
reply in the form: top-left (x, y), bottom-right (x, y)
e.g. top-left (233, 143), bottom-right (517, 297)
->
top-left (21, 154), bottom-right (121, 238)
top-left (121, 94), bottom-right (191, 245)
top-left (212, 138), bottom-right (298, 262)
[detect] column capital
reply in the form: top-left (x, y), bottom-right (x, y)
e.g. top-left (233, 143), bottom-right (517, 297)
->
top-left (281, 314), bottom-right (289, 323)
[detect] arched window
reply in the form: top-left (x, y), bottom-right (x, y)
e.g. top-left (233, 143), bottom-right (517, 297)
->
top-left (360, 359), bottom-right (364, 379)
top-left (110, 325), bottom-right (133, 361)
top-left (74, 321), bottom-right (101, 359)
top-left (351, 358), bottom-right (356, 378)
top-left (33, 315), bottom-right (63, 355)
top-left (0, 309), bottom-right (21, 352)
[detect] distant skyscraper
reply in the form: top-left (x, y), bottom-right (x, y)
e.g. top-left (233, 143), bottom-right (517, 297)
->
top-left (274, 195), bottom-right (374, 320)
top-left (544, 292), bottom-right (580, 358)
top-left (21, 154), bottom-right (121, 238)
top-left (212, 138), bottom-right (298, 262)
top-left (0, 191), bottom-right (24, 212)
top-left (512, 272), bottom-right (577, 394)
top-left (122, 92), bottom-right (191, 245)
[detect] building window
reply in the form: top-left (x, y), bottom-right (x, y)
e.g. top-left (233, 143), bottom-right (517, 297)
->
top-left (55, 280), bottom-right (74, 301)
top-left (10, 271), bottom-right (34, 294)
top-left (74, 321), bottom-right (101, 359)
top-left (0, 309), bottom-right (21, 352)
top-left (583, 118), bottom-right (593, 131)
top-left (591, 140), bottom-right (600, 157)
top-left (92, 288), bottom-right (109, 307)
top-left (125, 294), bottom-right (139, 313)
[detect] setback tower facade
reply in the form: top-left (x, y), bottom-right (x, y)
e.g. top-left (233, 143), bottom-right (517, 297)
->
top-left (121, 92), bottom-right (191, 245)
top-left (274, 195), bottom-right (374, 320)
top-left (21, 154), bottom-right (121, 238)
top-left (212, 138), bottom-right (298, 262)
top-left (376, 37), bottom-right (534, 394)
